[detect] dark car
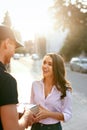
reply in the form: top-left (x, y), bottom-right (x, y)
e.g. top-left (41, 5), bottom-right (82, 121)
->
top-left (70, 57), bottom-right (87, 73)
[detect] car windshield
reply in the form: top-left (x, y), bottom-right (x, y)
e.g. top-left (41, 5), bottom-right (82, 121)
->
top-left (81, 60), bottom-right (87, 64)
top-left (72, 60), bottom-right (80, 63)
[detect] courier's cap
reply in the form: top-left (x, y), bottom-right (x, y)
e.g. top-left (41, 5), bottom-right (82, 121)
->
top-left (0, 25), bottom-right (23, 48)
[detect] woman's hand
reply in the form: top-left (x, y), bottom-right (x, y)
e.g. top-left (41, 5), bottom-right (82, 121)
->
top-left (35, 105), bottom-right (50, 121)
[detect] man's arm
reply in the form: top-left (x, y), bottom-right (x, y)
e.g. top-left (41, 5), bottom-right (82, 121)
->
top-left (1, 104), bottom-right (20, 130)
top-left (1, 104), bottom-right (32, 130)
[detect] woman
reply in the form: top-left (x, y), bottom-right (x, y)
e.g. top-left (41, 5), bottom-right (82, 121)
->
top-left (30, 53), bottom-right (72, 130)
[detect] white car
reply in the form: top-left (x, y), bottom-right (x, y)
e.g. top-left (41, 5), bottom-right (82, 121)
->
top-left (13, 53), bottom-right (20, 60)
top-left (31, 53), bottom-right (39, 60)
top-left (70, 57), bottom-right (87, 73)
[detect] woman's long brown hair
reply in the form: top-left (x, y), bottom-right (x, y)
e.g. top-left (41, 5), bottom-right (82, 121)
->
top-left (46, 53), bottom-right (72, 99)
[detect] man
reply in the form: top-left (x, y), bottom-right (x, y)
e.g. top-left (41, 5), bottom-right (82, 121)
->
top-left (0, 25), bottom-right (34, 130)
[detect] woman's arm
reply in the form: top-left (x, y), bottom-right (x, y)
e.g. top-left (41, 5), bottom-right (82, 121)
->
top-left (35, 105), bottom-right (64, 122)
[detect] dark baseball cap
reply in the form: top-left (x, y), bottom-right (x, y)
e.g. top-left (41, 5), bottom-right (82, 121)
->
top-left (0, 25), bottom-right (23, 48)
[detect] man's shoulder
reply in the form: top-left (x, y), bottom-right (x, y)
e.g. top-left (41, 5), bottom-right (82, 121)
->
top-left (0, 69), bottom-right (16, 83)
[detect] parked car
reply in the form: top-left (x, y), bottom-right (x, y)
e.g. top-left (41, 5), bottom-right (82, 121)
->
top-left (31, 53), bottom-right (39, 60)
top-left (70, 57), bottom-right (87, 73)
top-left (13, 53), bottom-right (20, 60)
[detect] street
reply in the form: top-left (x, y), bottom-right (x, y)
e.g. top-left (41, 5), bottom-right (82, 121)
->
top-left (10, 57), bottom-right (87, 130)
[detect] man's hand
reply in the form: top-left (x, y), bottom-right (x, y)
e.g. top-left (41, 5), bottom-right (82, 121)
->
top-left (23, 110), bottom-right (36, 128)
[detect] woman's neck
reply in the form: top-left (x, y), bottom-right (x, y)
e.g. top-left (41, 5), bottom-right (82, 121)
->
top-left (43, 78), bottom-right (54, 98)
top-left (44, 77), bottom-right (54, 88)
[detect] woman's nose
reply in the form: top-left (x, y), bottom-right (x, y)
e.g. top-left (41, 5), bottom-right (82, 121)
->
top-left (43, 63), bottom-right (48, 68)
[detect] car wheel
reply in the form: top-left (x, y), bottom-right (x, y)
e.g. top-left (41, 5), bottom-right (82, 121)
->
top-left (70, 66), bottom-right (73, 71)
top-left (80, 67), bottom-right (83, 73)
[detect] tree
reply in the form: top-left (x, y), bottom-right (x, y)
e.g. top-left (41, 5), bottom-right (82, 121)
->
top-left (24, 40), bottom-right (34, 54)
top-left (50, 0), bottom-right (87, 61)
top-left (51, 0), bottom-right (87, 29)
top-left (2, 11), bottom-right (12, 27)
top-left (2, 11), bottom-right (22, 45)
top-left (37, 37), bottom-right (46, 58)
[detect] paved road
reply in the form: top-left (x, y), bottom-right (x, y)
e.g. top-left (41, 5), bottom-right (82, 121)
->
top-left (11, 58), bottom-right (87, 130)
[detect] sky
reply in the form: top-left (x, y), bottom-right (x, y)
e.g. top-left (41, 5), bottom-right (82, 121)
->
top-left (0, 0), bottom-right (53, 41)
top-left (0, 0), bottom-right (86, 41)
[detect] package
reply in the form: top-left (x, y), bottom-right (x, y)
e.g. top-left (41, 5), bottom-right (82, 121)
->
top-left (17, 103), bottom-right (39, 115)
top-left (25, 104), bottom-right (39, 114)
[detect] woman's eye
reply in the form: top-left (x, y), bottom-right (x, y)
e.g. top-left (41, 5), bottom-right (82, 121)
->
top-left (43, 60), bottom-right (52, 66)
top-left (48, 63), bottom-right (52, 66)
top-left (43, 61), bottom-right (46, 64)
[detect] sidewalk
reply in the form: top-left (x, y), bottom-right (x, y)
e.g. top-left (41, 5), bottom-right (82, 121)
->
top-left (62, 92), bottom-right (87, 130)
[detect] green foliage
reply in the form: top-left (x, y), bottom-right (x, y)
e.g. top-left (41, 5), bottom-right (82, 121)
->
top-left (60, 23), bottom-right (87, 61)
top-left (60, 29), bottom-right (87, 61)
top-left (51, 0), bottom-right (87, 61)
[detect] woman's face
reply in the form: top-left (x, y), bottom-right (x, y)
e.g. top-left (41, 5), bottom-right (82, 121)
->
top-left (42, 55), bottom-right (54, 79)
